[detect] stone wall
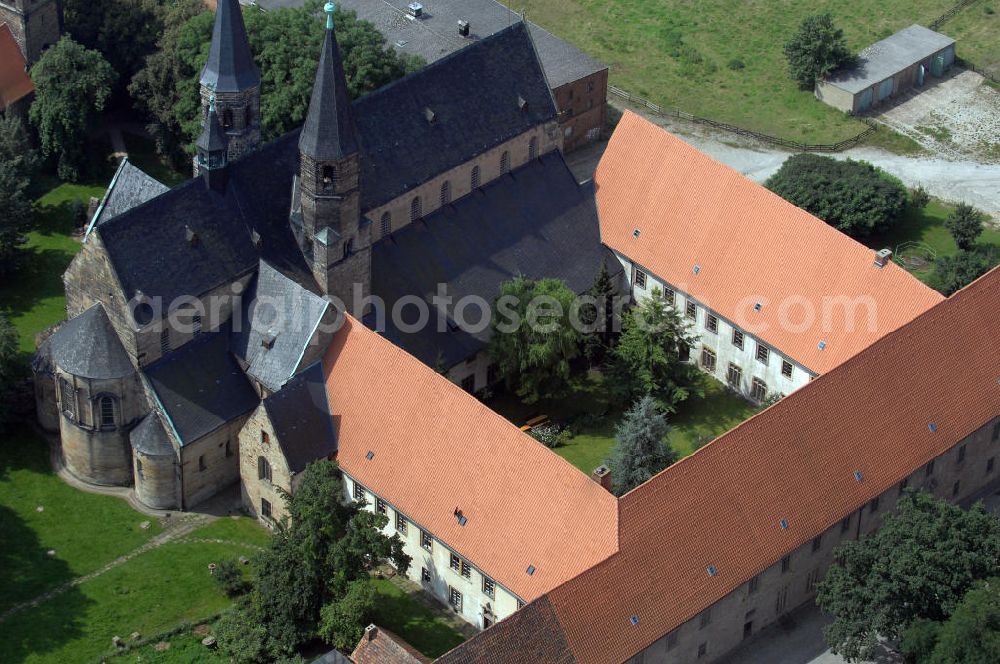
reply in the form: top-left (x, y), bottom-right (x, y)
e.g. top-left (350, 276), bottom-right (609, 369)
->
top-left (197, 85), bottom-right (261, 167)
top-left (365, 122), bottom-right (562, 242)
top-left (179, 417), bottom-right (246, 508)
top-left (239, 405), bottom-right (295, 524)
top-left (134, 447), bottom-right (179, 510)
top-left (625, 414), bottom-right (1000, 664)
top-left (555, 69), bottom-right (608, 153)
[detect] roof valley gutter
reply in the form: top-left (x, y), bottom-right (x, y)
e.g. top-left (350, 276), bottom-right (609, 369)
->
top-left (146, 377), bottom-right (184, 446)
top-left (84, 157), bottom-right (129, 241)
top-left (289, 301), bottom-right (330, 383)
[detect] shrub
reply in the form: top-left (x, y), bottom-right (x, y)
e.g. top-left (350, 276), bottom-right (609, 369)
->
top-left (910, 185), bottom-right (930, 209)
top-left (929, 247), bottom-right (1000, 296)
top-left (214, 558), bottom-right (248, 597)
top-left (727, 58), bottom-right (745, 70)
top-left (944, 202), bottom-right (986, 251)
top-left (528, 423), bottom-right (565, 448)
top-left (765, 154), bottom-right (908, 237)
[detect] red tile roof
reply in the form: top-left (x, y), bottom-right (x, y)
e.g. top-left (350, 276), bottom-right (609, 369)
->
top-left (352, 625), bottom-right (431, 664)
top-left (438, 266), bottom-right (1000, 663)
top-left (322, 316), bottom-right (619, 602)
top-left (596, 111), bottom-right (943, 374)
top-left (0, 24), bottom-right (33, 110)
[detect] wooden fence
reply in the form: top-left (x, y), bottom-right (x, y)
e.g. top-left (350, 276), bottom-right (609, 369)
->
top-left (607, 85), bottom-right (877, 153)
top-left (929, 0), bottom-right (982, 30)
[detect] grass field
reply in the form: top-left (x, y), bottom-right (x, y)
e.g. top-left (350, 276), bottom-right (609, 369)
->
top-left (488, 371), bottom-right (758, 474)
top-left (519, 0), bottom-right (999, 144)
top-left (370, 578), bottom-right (468, 658)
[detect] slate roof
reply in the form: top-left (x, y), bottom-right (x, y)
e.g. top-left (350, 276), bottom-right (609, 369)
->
top-left (197, 103), bottom-right (229, 155)
top-left (233, 261), bottom-right (332, 393)
top-left (435, 266), bottom-right (1000, 664)
top-left (130, 412), bottom-right (176, 457)
top-left (371, 150), bottom-right (619, 369)
top-left (354, 21), bottom-right (558, 211)
top-left (143, 325), bottom-right (258, 445)
top-left (825, 24), bottom-right (956, 94)
top-left (0, 23), bottom-right (33, 110)
top-left (262, 363), bottom-right (337, 474)
top-left (284, 0), bottom-right (606, 90)
top-left (87, 159), bottom-right (169, 233)
top-left (48, 304), bottom-right (135, 380)
top-left (299, 11), bottom-right (360, 161)
top-left (200, 0), bottom-right (260, 93)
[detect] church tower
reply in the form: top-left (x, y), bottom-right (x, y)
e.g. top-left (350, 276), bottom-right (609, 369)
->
top-left (0, 0), bottom-right (63, 65)
top-left (195, 0), bottom-right (260, 173)
top-left (294, 2), bottom-right (369, 308)
top-left (195, 97), bottom-right (230, 193)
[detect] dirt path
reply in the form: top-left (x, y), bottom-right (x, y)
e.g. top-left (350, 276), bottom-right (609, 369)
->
top-left (570, 100), bottom-right (1000, 219)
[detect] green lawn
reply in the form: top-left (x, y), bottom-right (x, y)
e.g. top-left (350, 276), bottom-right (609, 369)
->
top-left (487, 371), bottom-right (759, 474)
top-left (0, 428), bottom-right (163, 615)
top-left (945, 2), bottom-right (1000, 74)
top-left (518, 0), bottom-right (997, 145)
top-left (370, 578), bottom-right (467, 658)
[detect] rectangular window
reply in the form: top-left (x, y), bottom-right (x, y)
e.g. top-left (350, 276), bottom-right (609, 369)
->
top-left (482, 577), bottom-right (495, 599)
top-left (957, 445), bottom-right (966, 464)
top-left (869, 496), bottom-right (880, 514)
top-left (899, 477), bottom-right (909, 496)
top-left (421, 530), bottom-right (433, 552)
top-left (461, 561), bottom-right (471, 579)
top-left (732, 329), bottom-right (744, 350)
top-left (727, 363), bottom-right (743, 389)
top-left (952, 480), bottom-right (961, 497)
top-left (926, 460), bottom-right (935, 477)
top-left (699, 609), bottom-right (711, 629)
top-left (781, 555), bottom-right (791, 574)
top-left (841, 515), bottom-right (851, 533)
top-left (634, 268), bottom-right (647, 289)
top-left (697, 643), bottom-right (707, 658)
top-left (395, 512), bottom-right (408, 535)
top-left (685, 301), bottom-right (697, 320)
top-left (700, 348), bottom-right (717, 373)
top-left (450, 553), bottom-right (461, 572)
top-left (776, 587), bottom-right (788, 614)
top-left (751, 377), bottom-right (767, 403)
top-left (811, 535), bottom-right (822, 553)
top-left (806, 569), bottom-right (820, 592)
top-left (375, 497), bottom-right (387, 515)
top-left (748, 575), bottom-right (760, 594)
top-left (100, 397), bottom-right (115, 427)
top-left (756, 343), bottom-right (770, 365)
top-left (353, 481), bottom-right (365, 501)
top-left (988, 457), bottom-right (995, 474)
top-left (781, 360), bottom-right (793, 378)
top-left (705, 314), bottom-right (718, 334)
top-left (198, 455), bottom-right (206, 471)
top-left (421, 567), bottom-right (431, 583)
top-left (992, 421), bottom-right (1000, 442)
top-left (261, 498), bottom-right (272, 519)
top-left (662, 288), bottom-right (675, 306)
top-left (449, 587), bottom-right (463, 611)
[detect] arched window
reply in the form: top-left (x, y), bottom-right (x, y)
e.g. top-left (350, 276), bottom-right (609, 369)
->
top-left (500, 150), bottom-right (510, 174)
top-left (99, 396), bottom-right (115, 428)
top-left (343, 238), bottom-right (353, 259)
top-left (471, 165), bottom-right (481, 189)
top-left (258, 456), bottom-right (272, 482)
top-left (529, 137), bottom-right (538, 160)
top-left (410, 196), bottom-right (422, 222)
top-left (59, 378), bottom-right (75, 420)
top-left (221, 108), bottom-right (233, 129)
top-left (321, 165), bottom-right (335, 190)
top-left (440, 180), bottom-right (451, 207)
top-left (380, 211), bottom-right (391, 238)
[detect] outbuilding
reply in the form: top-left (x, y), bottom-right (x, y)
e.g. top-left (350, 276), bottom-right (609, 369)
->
top-left (815, 24), bottom-right (956, 113)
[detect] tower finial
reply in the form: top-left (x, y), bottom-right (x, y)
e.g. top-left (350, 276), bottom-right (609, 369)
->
top-left (325, 2), bottom-right (335, 30)
top-left (208, 94), bottom-right (216, 112)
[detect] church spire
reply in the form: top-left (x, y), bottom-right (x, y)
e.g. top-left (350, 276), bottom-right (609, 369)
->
top-left (299, 2), bottom-right (359, 161)
top-left (200, 0), bottom-right (260, 93)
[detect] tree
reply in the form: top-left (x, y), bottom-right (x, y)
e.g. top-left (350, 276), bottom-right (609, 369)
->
top-left (64, 0), bottom-right (163, 85)
top-left (0, 314), bottom-right (19, 429)
top-left (131, 2), bottom-right (422, 160)
top-left (784, 13), bottom-right (854, 89)
top-left (318, 579), bottom-right (377, 650)
top-left (816, 491), bottom-right (1000, 661)
top-left (0, 111), bottom-right (40, 179)
top-left (929, 248), bottom-right (999, 296)
top-left (580, 258), bottom-right (620, 364)
top-left (765, 154), bottom-right (909, 237)
top-left (489, 276), bottom-right (584, 403)
top-left (921, 579), bottom-right (1000, 664)
top-left (606, 396), bottom-right (676, 496)
top-left (608, 289), bottom-right (701, 412)
top-left (29, 37), bottom-right (116, 181)
top-left (944, 203), bottom-right (985, 251)
top-left (213, 558), bottom-right (248, 597)
top-left (0, 163), bottom-right (33, 276)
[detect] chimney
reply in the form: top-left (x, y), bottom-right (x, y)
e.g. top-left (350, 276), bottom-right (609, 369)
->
top-left (592, 465), bottom-right (612, 492)
top-left (364, 624), bottom-right (377, 641)
top-left (458, 20), bottom-right (470, 37)
top-left (874, 248), bottom-right (893, 268)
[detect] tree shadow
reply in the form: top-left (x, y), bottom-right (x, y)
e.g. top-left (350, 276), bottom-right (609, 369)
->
top-left (371, 576), bottom-right (467, 658)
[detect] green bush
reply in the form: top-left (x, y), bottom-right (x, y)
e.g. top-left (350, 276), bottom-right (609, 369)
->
top-left (528, 423), bottom-right (565, 448)
top-left (929, 247), bottom-right (1000, 296)
top-left (213, 558), bottom-right (248, 598)
top-left (910, 185), bottom-right (930, 209)
top-left (727, 58), bottom-right (745, 70)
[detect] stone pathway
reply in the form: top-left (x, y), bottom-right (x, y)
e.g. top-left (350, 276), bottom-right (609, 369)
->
top-left (174, 537), bottom-right (267, 553)
top-left (0, 513), bottom-right (214, 624)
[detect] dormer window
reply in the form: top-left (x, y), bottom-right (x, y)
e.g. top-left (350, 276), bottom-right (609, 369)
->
top-left (321, 165), bottom-right (335, 190)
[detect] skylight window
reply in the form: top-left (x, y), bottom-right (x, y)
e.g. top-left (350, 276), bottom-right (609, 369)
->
top-left (693, 264), bottom-right (701, 274)
top-left (633, 228), bottom-right (640, 238)
top-left (629, 615), bottom-right (640, 626)
top-left (526, 565), bottom-right (536, 576)
top-left (928, 423), bottom-right (938, 432)
top-left (366, 450), bottom-right (375, 461)
top-left (818, 340), bottom-right (827, 350)
top-left (706, 565), bottom-right (717, 577)
top-left (854, 470), bottom-right (864, 482)
top-left (779, 518), bottom-right (789, 530)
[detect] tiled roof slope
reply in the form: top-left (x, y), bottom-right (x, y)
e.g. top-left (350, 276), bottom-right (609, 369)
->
top-left (371, 151), bottom-right (620, 369)
top-left (352, 625), bottom-right (430, 664)
top-left (437, 266), bottom-right (1000, 664)
top-left (0, 24), bottom-right (33, 109)
top-left (596, 111), bottom-right (943, 375)
top-left (322, 316), bottom-right (618, 602)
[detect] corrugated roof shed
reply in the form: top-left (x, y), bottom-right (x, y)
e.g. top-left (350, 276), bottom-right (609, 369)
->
top-left (825, 24), bottom-right (955, 94)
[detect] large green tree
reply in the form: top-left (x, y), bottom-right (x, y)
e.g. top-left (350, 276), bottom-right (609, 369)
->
top-left (816, 491), bottom-right (1000, 662)
top-left (216, 461), bottom-right (409, 661)
top-left (904, 579), bottom-right (1000, 664)
top-left (130, 2), bottom-right (422, 161)
top-left (0, 111), bottom-right (39, 179)
top-left (29, 37), bottom-right (116, 180)
top-left (608, 289), bottom-right (700, 412)
top-left (784, 13), bottom-right (854, 88)
top-left (765, 154), bottom-right (909, 237)
top-left (64, 0), bottom-right (164, 85)
top-left (944, 203), bottom-right (986, 252)
top-left (489, 276), bottom-right (584, 403)
top-left (929, 247), bottom-right (999, 296)
top-left (0, 163), bottom-right (33, 276)
top-left (606, 396), bottom-right (676, 496)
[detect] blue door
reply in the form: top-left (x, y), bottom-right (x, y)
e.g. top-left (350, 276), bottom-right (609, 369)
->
top-left (878, 78), bottom-right (894, 101)
top-left (917, 64), bottom-right (925, 87)
top-left (857, 88), bottom-right (873, 111)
